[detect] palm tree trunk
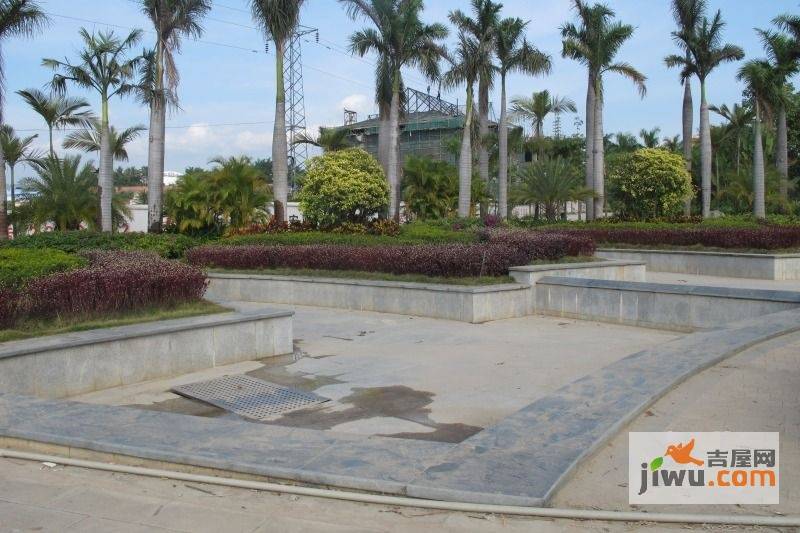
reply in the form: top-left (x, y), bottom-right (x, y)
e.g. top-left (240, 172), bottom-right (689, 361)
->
top-left (699, 79), bottom-right (712, 218)
top-left (753, 105), bottom-right (765, 218)
top-left (478, 75), bottom-right (489, 218)
top-left (584, 73), bottom-right (595, 221)
top-left (0, 143), bottom-right (7, 240)
top-left (8, 165), bottom-right (14, 238)
top-left (592, 81), bottom-right (605, 218)
top-left (777, 104), bottom-right (788, 201)
top-left (147, 42), bottom-right (166, 233)
top-left (377, 104), bottom-right (390, 175)
top-left (48, 126), bottom-right (55, 157)
top-left (387, 73), bottom-right (401, 220)
top-left (498, 73), bottom-right (509, 220)
top-left (736, 135), bottom-right (741, 176)
top-left (272, 40), bottom-right (289, 222)
top-left (99, 97), bottom-right (114, 232)
top-left (458, 86), bottom-right (474, 218)
top-left (681, 78), bottom-right (693, 215)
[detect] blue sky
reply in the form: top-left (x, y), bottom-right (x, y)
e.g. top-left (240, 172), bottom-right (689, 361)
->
top-left (4, 0), bottom-right (799, 177)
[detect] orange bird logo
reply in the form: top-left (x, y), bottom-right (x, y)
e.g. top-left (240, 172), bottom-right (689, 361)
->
top-left (665, 438), bottom-right (704, 466)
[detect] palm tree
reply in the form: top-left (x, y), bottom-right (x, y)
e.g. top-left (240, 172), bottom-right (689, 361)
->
top-left (250, 0), bottom-right (306, 223)
top-left (15, 89), bottom-right (93, 156)
top-left (665, 10), bottom-right (744, 218)
top-left (662, 134), bottom-right (682, 153)
top-left (450, 0), bottom-right (501, 217)
top-left (0, 125), bottom-right (39, 235)
top-left (341, 0), bottom-right (447, 220)
top-left (494, 17), bottom-right (551, 219)
top-left (19, 155), bottom-right (130, 231)
top-left (293, 126), bottom-right (351, 152)
top-left (639, 127), bottom-right (661, 148)
top-left (511, 158), bottom-right (593, 221)
top-left (44, 28), bottom-right (143, 232)
top-left (444, 33), bottom-right (481, 217)
top-left (510, 90), bottom-right (575, 157)
top-left (63, 120), bottom-right (146, 162)
top-left (737, 60), bottom-right (777, 218)
top-left (709, 103), bottom-right (752, 176)
top-left (667, 0), bottom-right (706, 215)
top-left (402, 155), bottom-right (457, 219)
top-left (561, 0), bottom-right (646, 220)
top-left (606, 132), bottom-right (640, 155)
top-left (757, 28), bottom-right (798, 201)
top-left (0, 0), bottom-right (48, 239)
top-left (142, 0), bottom-right (210, 233)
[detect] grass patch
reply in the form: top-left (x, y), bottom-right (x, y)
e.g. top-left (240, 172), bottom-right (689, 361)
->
top-left (0, 300), bottom-right (229, 343)
top-left (211, 267), bottom-right (514, 286)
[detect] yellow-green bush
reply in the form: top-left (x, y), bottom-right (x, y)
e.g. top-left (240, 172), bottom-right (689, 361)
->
top-left (607, 148), bottom-right (692, 220)
top-left (298, 148), bottom-right (389, 227)
top-left (0, 248), bottom-right (86, 288)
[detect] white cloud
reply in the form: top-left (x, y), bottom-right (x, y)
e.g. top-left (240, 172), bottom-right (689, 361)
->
top-left (339, 94), bottom-right (371, 117)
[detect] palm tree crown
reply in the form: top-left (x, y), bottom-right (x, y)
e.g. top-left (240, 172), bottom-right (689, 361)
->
top-left (0, 0), bottom-right (48, 115)
top-left (63, 119), bottom-right (146, 162)
top-left (665, 11), bottom-right (744, 83)
top-left (511, 90), bottom-right (576, 139)
top-left (16, 88), bottom-right (94, 155)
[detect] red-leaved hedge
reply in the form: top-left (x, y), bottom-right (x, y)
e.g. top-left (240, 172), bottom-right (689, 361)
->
top-left (186, 232), bottom-right (595, 277)
top-left (548, 226), bottom-right (800, 251)
top-left (2, 251), bottom-right (208, 328)
top-left (23, 251), bottom-right (208, 320)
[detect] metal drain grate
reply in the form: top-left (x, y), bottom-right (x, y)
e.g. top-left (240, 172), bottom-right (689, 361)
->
top-left (171, 375), bottom-right (329, 421)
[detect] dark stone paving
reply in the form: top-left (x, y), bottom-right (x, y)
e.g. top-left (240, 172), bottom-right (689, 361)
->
top-left (1, 307), bottom-right (798, 505)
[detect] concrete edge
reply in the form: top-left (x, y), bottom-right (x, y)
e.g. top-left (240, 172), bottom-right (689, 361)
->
top-left (536, 276), bottom-right (800, 303)
top-left (508, 259), bottom-right (645, 272)
top-left (597, 247), bottom-right (800, 259)
top-left (0, 307), bottom-right (295, 360)
top-left (207, 271), bottom-right (530, 294)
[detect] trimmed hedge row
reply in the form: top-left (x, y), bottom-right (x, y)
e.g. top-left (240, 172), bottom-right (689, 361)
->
top-left (1, 251), bottom-right (208, 329)
top-left (0, 232), bottom-right (201, 258)
top-left (551, 226), bottom-right (800, 251)
top-left (186, 232), bottom-right (594, 277)
top-left (0, 248), bottom-right (86, 289)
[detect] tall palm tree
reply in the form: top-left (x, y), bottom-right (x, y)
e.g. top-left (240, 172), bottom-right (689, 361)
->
top-left (0, 0), bottom-right (48, 239)
top-left (562, 0), bottom-right (646, 219)
top-left (639, 127), bottom-right (661, 148)
top-left (709, 103), bottom-right (752, 176)
top-left (450, 0), bottom-right (501, 217)
top-left (0, 125), bottom-right (38, 235)
top-left (665, 10), bottom-right (744, 218)
top-left (142, 0), bottom-right (210, 233)
top-left (44, 28), bottom-right (143, 232)
top-left (667, 0), bottom-right (706, 215)
top-left (738, 60), bottom-right (777, 218)
top-left (757, 28), bottom-right (798, 201)
top-left (444, 33), bottom-right (482, 217)
top-left (494, 17), bottom-right (551, 219)
top-left (511, 90), bottom-right (575, 155)
top-left (15, 89), bottom-right (93, 156)
top-left (63, 120), bottom-right (146, 162)
top-left (250, 0), bottom-right (306, 223)
top-left (341, 0), bottom-right (447, 220)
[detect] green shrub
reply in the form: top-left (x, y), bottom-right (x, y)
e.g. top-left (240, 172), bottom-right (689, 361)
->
top-left (0, 232), bottom-right (201, 259)
top-left (606, 148), bottom-right (692, 220)
top-left (0, 248), bottom-right (86, 288)
top-left (298, 148), bottom-right (389, 227)
top-left (402, 156), bottom-right (457, 219)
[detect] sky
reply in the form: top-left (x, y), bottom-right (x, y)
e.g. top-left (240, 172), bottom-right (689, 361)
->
top-left (4, 0), bottom-right (799, 179)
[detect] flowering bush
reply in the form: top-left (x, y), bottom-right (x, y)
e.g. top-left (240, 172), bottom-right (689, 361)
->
top-left (482, 229), bottom-right (596, 258)
top-left (187, 233), bottom-right (594, 277)
top-left (20, 251), bottom-right (207, 322)
top-left (298, 148), bottom-right (389, 227)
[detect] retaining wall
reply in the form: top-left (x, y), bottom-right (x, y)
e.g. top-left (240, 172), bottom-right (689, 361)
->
top-left (0, 308), bottom-right (294, 399)
top-left (597, 248), bottom-right (800, 280)
top-left (535, 277), bottom-right (800, 331)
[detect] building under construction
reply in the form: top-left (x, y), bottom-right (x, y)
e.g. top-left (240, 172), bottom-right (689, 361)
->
top-left (339, 87), bottom-right (523, 166)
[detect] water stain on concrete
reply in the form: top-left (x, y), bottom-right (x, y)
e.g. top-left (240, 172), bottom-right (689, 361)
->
top-left (268, 385), bottom-right (482, 443)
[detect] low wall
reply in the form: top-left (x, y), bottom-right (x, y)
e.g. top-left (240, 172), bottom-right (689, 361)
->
top-left (206, 273), bottom-right (532, 323)
top-left (535, 277), bottom-right (800, 331)
top-left (0, 308), bottom-right (294, 399)
top-left (597, 248), bottom-right (800, 280)
top-left (508, 259), bottom-right (646, 285)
